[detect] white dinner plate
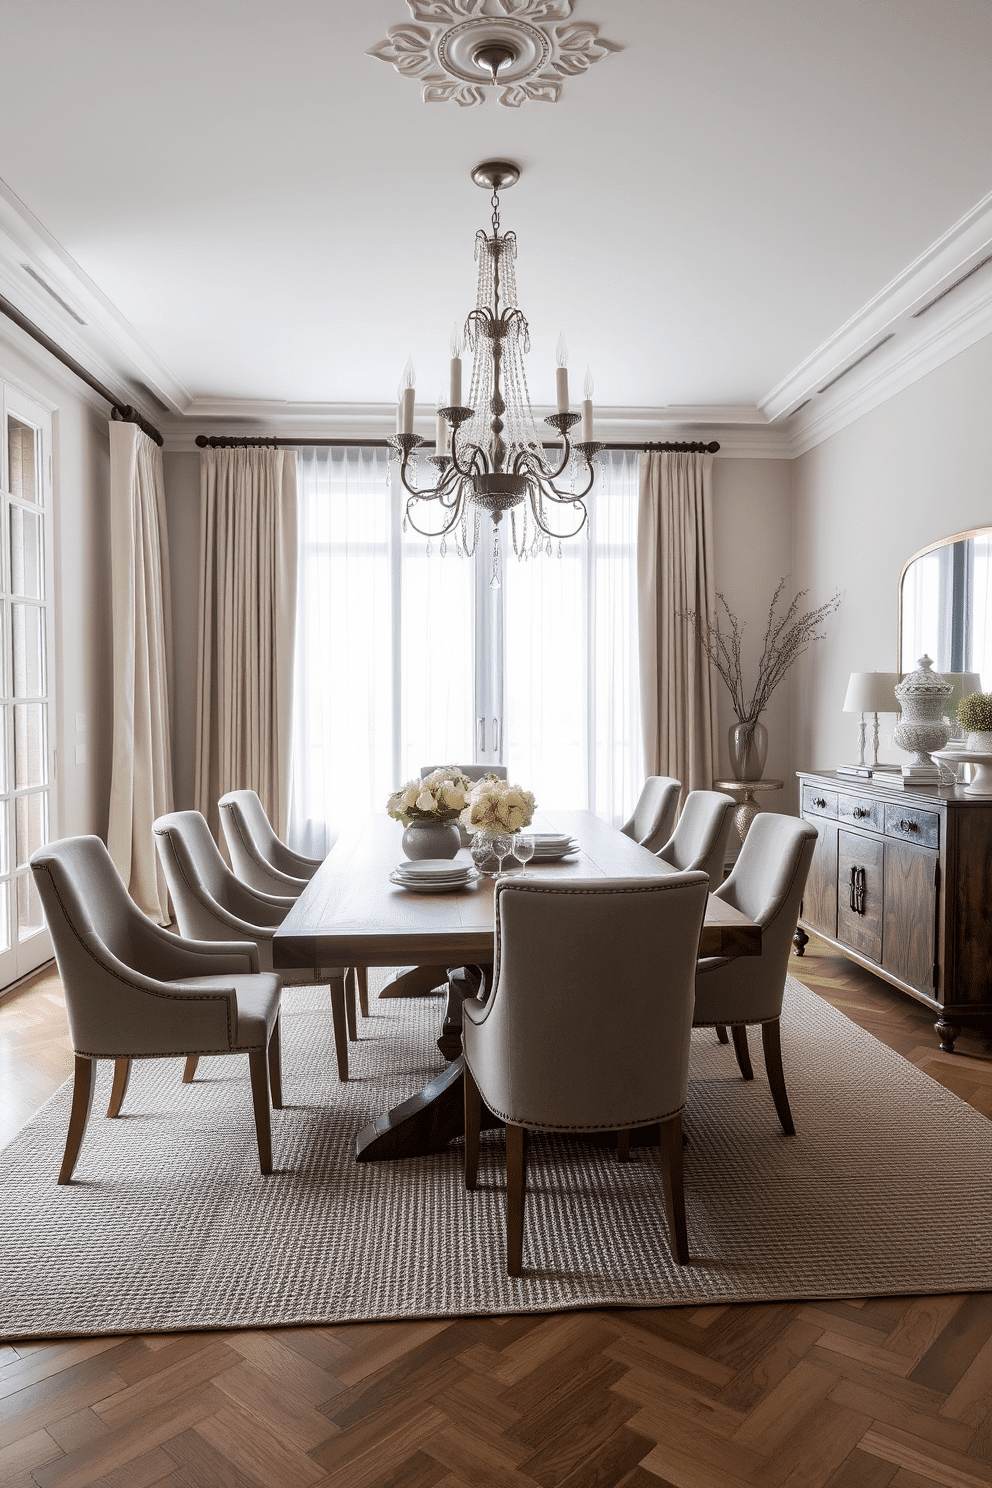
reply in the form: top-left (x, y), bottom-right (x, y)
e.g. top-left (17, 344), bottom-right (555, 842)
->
top-left (527, 832), bottom-right (573, 847)
top-left (392, 858), bottom-right (472, 879)
top-left (389, 869), bottom-right (479, 894)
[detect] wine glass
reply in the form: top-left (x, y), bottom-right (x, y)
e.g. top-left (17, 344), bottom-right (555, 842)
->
top-left (513, 833), bottom-right (535, 876)
top-left (491, 833), bottom-right (512, 876)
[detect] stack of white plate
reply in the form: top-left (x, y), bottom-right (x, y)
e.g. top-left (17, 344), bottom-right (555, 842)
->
top-left (527, 831), bottom-right (579, 861)
top-left (388, 858), bottom-right (479, 894)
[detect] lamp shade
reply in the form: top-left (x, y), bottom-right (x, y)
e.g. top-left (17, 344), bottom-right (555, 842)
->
top-left (842, 672), bottom-right (902, 714)
top-left (937, 671), bottom-right (982, 712)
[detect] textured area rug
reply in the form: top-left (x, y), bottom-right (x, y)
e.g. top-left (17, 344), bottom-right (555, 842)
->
top-left (1, 976), bottom-right (991, 1339)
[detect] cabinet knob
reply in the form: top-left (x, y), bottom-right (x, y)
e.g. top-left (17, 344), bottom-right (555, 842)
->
top-left (813, 797), bottom-right (826, 808)
top-left (854, 807), bottom-right (870, 819)
top-left (899, 819), bottom-right (920, 833)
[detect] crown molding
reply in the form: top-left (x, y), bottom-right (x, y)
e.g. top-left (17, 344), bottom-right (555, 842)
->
top-left (0, 175), bottom-right (191, 419)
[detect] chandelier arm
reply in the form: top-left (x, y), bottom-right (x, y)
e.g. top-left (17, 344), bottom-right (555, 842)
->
top-left (535, 459), bottom-right (599, 506)
top-left (514, 438), bottom-right (572, 483)
top-left (526, 491), bottom-right (589, 541)
top-left (396, 451), bottom-right (460, 502)
top-left (404, 491), bottom-right (468, 539)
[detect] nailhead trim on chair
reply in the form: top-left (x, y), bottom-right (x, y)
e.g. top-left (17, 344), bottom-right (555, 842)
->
top-left (462, 1058), bottom-right (686, 1132)
top-left (153, 827), bottom-right (276, 939)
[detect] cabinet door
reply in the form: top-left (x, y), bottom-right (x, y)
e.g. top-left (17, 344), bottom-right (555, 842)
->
top-left (837, 829), bottom-right (883, 963)
top-left (801, 817), bottom-right (837, 938)
top-left (883, 839), bottom-right (937, 996)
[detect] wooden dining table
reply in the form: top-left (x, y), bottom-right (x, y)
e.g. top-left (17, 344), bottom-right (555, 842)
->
top-left (273, 810), bottom-right (762, 1162)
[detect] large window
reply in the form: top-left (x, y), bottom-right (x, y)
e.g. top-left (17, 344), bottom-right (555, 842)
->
top-left (289, 446), bottom-right (641, 854)
top-left (0, 383), bottom-right (56, 986)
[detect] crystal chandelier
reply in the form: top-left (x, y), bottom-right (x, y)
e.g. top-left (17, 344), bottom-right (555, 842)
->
top-left (390, 160), bottom-right (603, 586)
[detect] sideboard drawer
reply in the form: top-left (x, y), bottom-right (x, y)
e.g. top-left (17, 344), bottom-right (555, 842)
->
top-left (802, 785), bottom-right (837, 819)
top-left (837, 793), bottom-right (884, 833)
top-left (884, 803), bottom-right (940, 850)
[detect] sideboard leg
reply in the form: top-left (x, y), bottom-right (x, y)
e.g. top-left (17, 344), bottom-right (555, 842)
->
top-left (935, 1017), bottom-right (960, 1054)
top-left (793, 926), bottom-right (809, 957)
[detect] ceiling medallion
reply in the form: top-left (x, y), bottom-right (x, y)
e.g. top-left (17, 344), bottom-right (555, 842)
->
top-left (367, 1), bottom-right (620, 107)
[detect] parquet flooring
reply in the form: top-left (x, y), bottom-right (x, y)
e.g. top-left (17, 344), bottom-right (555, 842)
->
top-left (2, 943), bottom-right (992, 1488)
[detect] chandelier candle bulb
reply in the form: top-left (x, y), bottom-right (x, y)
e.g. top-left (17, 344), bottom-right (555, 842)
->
top-left (449, 328), bottom-right (463, 406)
top-left (556, 334), bottom-right (569, 411)
top-left (582, 368), bottom-right (594, 443)
top-left (400, 358), bottom-right (416, 435)
top-left (435, 402), bottom-right (449, 456)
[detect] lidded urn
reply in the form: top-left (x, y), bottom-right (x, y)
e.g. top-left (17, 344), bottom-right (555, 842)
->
top-left (893, 655), bottom-right (952, 782)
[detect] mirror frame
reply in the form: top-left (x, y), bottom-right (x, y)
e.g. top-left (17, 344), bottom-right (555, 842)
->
top-left (897, 524), bottom-right (992, 673)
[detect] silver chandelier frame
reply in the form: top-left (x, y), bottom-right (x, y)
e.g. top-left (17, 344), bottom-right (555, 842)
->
top-left (388, 161), bottom-right (604, 566)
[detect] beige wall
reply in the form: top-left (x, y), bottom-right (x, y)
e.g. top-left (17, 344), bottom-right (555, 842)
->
top-left (793, 332), bottom-right (992, 775)
top-left (162, 451), bottom-right (200, 808)
top-left (0, 322), bottom-right (112, 840)
top-left (711, 457), bottom-right (797, 811)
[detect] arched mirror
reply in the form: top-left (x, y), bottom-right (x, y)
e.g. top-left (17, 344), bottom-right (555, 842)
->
top-left (899, 526), bottom-right (992, 687)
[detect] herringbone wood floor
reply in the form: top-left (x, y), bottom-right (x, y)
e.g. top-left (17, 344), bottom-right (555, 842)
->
top-left (2, 943), bottom-right (992, 1488)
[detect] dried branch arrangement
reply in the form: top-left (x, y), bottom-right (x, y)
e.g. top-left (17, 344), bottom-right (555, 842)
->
top-left (684, 580), bottom-right (841, 724)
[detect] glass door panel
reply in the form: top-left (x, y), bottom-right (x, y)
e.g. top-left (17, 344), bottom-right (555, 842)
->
top-left (1, 385), bottom-right (55, 986)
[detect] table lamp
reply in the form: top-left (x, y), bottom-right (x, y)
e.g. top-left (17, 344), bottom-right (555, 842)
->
top-left (841, 672), bottom-right (901, 771)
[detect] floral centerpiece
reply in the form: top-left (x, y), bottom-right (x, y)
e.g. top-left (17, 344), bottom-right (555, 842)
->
top-left (460, 776), bottom-right (536, 836)
top-left (387, 767), bottom-right (473, 860)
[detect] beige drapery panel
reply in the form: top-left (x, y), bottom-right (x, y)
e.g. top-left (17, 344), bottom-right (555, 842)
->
top-left (195, 449), bottom-right (297, 840)
top-left (637, 451), bottom-right (719, 797)
top-left (107, 420), bottom-right (175, 923)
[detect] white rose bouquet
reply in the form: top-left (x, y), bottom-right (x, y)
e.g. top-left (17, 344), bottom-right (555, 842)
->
top-left (460, 776), bottom-right (536, 836)
top-left (386, 767), bottom-right (472, 826)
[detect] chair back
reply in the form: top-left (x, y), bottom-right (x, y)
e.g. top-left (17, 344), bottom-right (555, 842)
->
top-left (621, 776), bottom-right (681, 854)
top-left (30, 836), bottom-right (232, 1057)
top-left (710, 812), bottom-right (818, 1015)
top-left (420, 764), bottom-right (508, 781)
top-left (658, 790), bottom-right (734, 889)
top-left (218, 790), bottom-right (308, 895)
top-left (465, 873), bottom-right (709, 1132)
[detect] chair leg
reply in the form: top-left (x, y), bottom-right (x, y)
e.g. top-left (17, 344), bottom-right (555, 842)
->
top-left (356, 965), bottom-right (369, 1019)
top-left (464, 1061), bottom-right (482, 1190)
top-left (761, 1019), bottom-right (796, 1135)
top-left (327, 973), bottom-right (349, 1082)
top-left (267, 1015), bottom-right (283, 1110)
top-left (659, 1111), bottom-right (689, 1265)
top-left (345, 967), bottom-right (358, 1042)
top-left (182, 1055), bottom-right (199, 1084)
top-left (106, 1058), bottom-right (132, 1118)
top-left (506, 1123), bottom-right (527, 1277)
top-left (617, 1128), bottom-right (630, 1163)
top-left (731, 1024), bottom-right (754, 1081)
top-left (715, 1024), bottom-right (729, 1044)
top-left (59, 1056), bottom-right (96, 1185)
top-left (248, 1049), bottom-right (273, 1175)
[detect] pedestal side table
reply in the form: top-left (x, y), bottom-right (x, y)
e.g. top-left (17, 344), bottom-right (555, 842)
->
top-left (713, 779), bottom-right (784, 842)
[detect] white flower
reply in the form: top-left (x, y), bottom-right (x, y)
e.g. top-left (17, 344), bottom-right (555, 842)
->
top-left (416, 791), bottom-right (437, 813)
top-left (402, 783), bottom-right (420, 809)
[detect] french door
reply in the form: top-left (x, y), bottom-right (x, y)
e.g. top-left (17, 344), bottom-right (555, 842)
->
top-left (0, 383), bottom-right (56, 986)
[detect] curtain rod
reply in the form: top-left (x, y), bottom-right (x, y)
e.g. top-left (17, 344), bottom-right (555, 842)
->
top-left (194, 435), bottom-right (720, 453)
top-left (0, 291), bottom-right (164, 447)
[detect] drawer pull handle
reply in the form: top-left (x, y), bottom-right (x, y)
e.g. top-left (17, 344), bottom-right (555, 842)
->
top-left (899, 819), bottom-right (920, 833)
top-left (854, 807), bottom-right (870, 819)
top-left (849, 865), bottom-right (867, 915)
top-left (813, 797), bottom-right (826, 808)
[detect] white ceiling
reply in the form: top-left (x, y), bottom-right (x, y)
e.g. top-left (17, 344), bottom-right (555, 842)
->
top-left (0, 0), bottom-right (991, 444)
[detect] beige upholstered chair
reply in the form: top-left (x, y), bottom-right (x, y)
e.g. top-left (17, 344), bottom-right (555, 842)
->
top-left (693, 812), bottom-right (818, 1134)
top-left (153, 810), bottom-right (355, 1082)
top-left (218, 789), bottom-right (321, 898)
top-left (420, 764), bottom-right (508, 781)
top-left (462, 871), bottom-right (710, 1276)
top-left (30, 836), bottom-right (282, 1182)
top-left (620, 776), bottom-right (681, 855)
top-left (656, 789), bottom-right (735, 891)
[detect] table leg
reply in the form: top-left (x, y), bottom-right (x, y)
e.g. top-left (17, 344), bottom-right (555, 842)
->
top-left (378, 965), bottom-right (450, 998)
top-left (355, 1055), bottom-right (502, 1161)
top-left (325, 972), bottom-right (349, 1082)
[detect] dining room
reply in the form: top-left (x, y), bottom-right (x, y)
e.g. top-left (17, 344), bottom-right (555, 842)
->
top-left (2, 2), bottom-right (992, 1484)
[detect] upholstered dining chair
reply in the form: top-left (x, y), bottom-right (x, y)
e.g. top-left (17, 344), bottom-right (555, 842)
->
top-left (693, 812), bottom-right (818, 1135)
top-left (153, 810), bottom-right (355, 1083)
top-left (462, 871), bottom-right (710, 1276)
top-left (30, 835), bottom-right (283, 1182)
top-left (218, 789), bottom-right (322, 898)
top-left (620, 776), bottom-right (681, 855)
top-left (655, 789), bottom-right (735, 891)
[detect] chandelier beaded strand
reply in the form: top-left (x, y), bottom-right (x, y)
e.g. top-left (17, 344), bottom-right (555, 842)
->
top-left (388, 161), bottom-right (604, 564)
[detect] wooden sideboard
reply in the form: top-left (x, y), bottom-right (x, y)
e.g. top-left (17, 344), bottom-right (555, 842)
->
top-left (795, 770), bottom-right (992, 1051)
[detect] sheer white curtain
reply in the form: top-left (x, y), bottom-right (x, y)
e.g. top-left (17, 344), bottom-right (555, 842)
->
top-left (289, 447), bottom-right (642, 849)
top-left (503, 450), bottom-right (642, 824)
top-left (288, 447), bottom-right (474, 855)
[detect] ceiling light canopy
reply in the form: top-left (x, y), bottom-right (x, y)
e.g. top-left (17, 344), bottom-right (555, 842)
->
top-left (368, 0), bottom-right (620, 108)
top-left (390, 161), bottom-right (603, 586)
